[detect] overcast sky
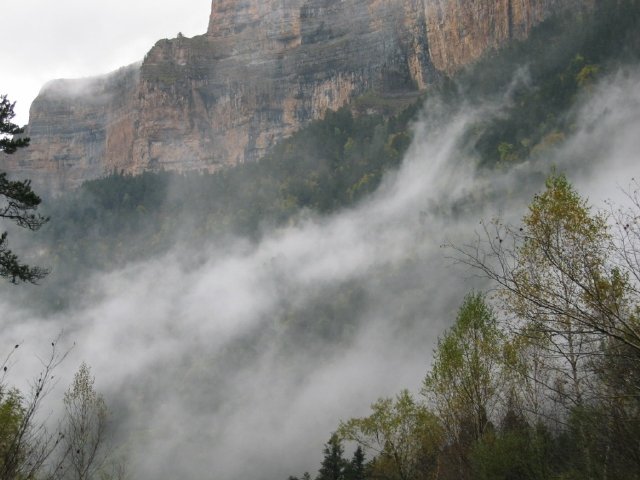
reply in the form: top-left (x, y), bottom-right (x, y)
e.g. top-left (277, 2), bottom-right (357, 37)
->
top-left (0, 0), bottom-right (211, 126)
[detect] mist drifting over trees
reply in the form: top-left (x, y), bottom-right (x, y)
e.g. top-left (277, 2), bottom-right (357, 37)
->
top-left (1, 1), bottom-right (640, 479)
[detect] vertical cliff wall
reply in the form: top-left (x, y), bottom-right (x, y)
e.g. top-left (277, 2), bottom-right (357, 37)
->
top-left (425, 0), bottom-right (594, 74)
top-left (136, 0), bottom-right (436, 173)
top-left (3, 65), bottom-right (140, 191)
top-left (2, 0), bottom-right (589, 192)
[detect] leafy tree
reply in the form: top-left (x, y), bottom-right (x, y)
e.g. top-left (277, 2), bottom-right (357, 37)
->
top-left (421, 293), bottom-right (505, 479)
top-left (0, 388), bottom-right (23, 477)
top-left (0, 94), bottom-right (48, 284)
top-left (58, 363), bottom-right (109, 480)
top-left (452, 173), bottom-right (638, 380)
top-left (0, 342), bottom-right (70, 480)
top-left (470, 405), bottom-right (557, 480)
top-left (0, 344), bottom-right (124, 480)
top-left (423, 293), bottom-right (504, 444)
top-left (452, 173), bottom-right (640, 477)
top-left (339, 390), bottom-right (442, 480)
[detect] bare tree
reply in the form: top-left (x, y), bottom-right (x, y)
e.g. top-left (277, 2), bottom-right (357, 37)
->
top-left (0, 343), bottom-right (124, 480)
top-left (0, 340), bottom-right (70, 480)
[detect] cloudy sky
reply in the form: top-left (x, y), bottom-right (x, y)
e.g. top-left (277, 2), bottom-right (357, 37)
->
top-left (0, 0), bottom-right (211, 126)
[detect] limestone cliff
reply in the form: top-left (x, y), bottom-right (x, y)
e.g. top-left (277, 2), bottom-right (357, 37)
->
top-left (5, 65), bottom-right (140, 191)
top-left (2, 0), bottom-right (589, 192)
top-left (425, 0), bottom-right (594, 74)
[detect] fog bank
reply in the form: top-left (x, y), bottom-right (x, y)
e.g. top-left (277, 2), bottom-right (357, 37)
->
top-left (1, 68), bottom-right (640, 479)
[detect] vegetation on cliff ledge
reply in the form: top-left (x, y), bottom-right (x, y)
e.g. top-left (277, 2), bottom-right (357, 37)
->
top-left (38, 0), bottom-right (640, 283)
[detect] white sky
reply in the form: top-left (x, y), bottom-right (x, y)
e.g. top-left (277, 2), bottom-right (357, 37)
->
top-left (0, 0), bottom-right (212, 126)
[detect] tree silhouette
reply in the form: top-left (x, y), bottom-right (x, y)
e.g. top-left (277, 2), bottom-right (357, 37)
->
top-left (317, 434), bottom-right (346, 480)
top-left (0, 94), bottom-right (48, 284)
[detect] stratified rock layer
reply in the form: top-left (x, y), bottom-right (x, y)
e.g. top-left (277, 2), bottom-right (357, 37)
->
top-left (425, 0), bottom-right (595, 74)
top-left (3, 0), bottom-right (588, 192)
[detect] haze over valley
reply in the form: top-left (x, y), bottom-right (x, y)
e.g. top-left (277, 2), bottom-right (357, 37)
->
top-left (1, 1), bottom-right (640, 479)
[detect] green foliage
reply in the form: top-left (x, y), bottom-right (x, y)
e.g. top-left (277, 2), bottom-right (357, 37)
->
top-left (61, 363), bottom-right (109, 480)
top-left (423, 293), bottom-right (504, 445)
top-left (343, 446), bottom-right (366, 480)
top-left (260, 107), bottom-right (411, 213)
top-left (339, 390), bottom-right (442, 480)
top-left (503, 173), bottom-right (639, 405)
top-left (0, 96), bottom-right (29, 154)
top-left (317, 434), bottom-right (346, 480)
top-left (0, 388), bottom-right (23, 474)
top-left (512, 172), bottom-right (610, 315)
top-left (0, 95), bottom-right (48, 284)
top-left (0, 344), bottom-right (125, 480)
top-left (452, 171), bottom-right (640, 479)
top-left (470, 414), bottom-right (555, 480)
top-left (446, 0), bottom-right (640, 168)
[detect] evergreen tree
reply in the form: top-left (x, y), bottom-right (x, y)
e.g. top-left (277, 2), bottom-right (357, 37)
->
top-left (344, 446), bottom-right (366, 480)
top-left (0, 94), bottom-right (48, 284)
top-left (0, 95), bottom-right (29, 154)
top-left (317, 434), bottom-right (346, 480)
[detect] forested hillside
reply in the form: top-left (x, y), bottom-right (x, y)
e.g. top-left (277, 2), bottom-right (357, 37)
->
top-left (291, 174), bottom-right (640, 480)
top-left (30, 0), bottom-right (640, 308)
top-left (283, 2), bottom-right (640, 478)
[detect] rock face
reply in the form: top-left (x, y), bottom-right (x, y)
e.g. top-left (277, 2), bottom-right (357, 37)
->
top-left (3, 0), bottom-right (588, 192)
top-left (425, 0), bottom-right (593, 74)
top-left (12, 66), bottom-right (141, 191)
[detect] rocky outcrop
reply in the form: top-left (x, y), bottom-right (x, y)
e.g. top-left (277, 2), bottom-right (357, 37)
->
top-left (4, 65), bottom-right (140, 191)
top-left (425, 0), bottom-right (594, 74)
top-left (135, 0), bottom-right (435, 174)
top-left (2, 0), bottom-right (590, 192)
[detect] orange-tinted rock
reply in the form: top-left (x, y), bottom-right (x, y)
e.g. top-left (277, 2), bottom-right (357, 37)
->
top-left (2, 0), bottom-right (590, 193)
top-left (425, 0), bottom-right (593, 74)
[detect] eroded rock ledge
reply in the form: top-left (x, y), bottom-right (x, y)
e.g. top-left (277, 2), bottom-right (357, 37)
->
top-left (3, 0), bottom-right (589, 192)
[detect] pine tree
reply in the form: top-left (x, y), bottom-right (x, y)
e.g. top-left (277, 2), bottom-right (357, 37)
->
top-left (0, 94), bottom-right (48, 283)
top-left (344, 446), bottom-right (366, 480)
top-left (0, 96), bottom-right (29, 154)
top-left (317, 434), bottom-right (346, 480)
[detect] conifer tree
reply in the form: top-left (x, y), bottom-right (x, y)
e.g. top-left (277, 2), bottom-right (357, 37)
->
top-left (317, 434), bottom-right (346, 480)
top-left (0, 94), bottom-right (48, 283)
top-left (344, 446), bottom-right (366, 480)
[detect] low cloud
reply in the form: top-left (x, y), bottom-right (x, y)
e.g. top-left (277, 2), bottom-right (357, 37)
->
top-left (1, 67), bottom-right (640, 479)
